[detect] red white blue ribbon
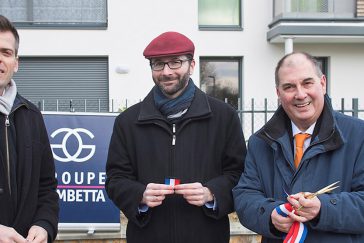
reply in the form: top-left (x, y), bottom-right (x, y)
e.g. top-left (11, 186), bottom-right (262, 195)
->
top-left (276, 203), bottom-right (308, 243)
top-left (165, 178), bottom-right (180, 186)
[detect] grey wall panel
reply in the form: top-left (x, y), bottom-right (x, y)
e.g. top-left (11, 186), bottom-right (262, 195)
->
top-left (14, 57), bottom-right (109, 112)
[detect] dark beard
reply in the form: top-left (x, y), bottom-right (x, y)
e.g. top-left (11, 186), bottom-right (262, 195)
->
top-left (156, 72), bottom-right (190, 97)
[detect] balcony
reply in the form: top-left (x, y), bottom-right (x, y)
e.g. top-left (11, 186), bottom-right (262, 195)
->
top-left (268, 0), bottom-right (364, 43)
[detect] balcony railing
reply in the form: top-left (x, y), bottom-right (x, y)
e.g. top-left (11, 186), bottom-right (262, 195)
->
top-left (273, 0), bottom-right (357, 19)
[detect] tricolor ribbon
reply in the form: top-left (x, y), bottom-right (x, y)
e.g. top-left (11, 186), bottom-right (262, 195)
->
top-left (275, 203), bottom-right (308, 243)
top-left (165, 178), bottom-right (180, 186)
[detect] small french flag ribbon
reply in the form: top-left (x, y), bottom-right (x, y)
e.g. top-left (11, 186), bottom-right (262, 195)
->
top-left (275, 203), bottom-right (308, 243)
top-left (165, 178), bottom-right (180, 186)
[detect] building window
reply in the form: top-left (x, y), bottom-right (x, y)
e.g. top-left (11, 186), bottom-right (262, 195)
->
top-left (290, 0), bottom-right (328, 13)
top-left (200, 57), bottom-right (242, 109)
top-left (198, 0), bottom-right (242, 30)
top-left (315, 56), bottom-right (330, 94)
top-left (0, 0), bottom-right (107, 28)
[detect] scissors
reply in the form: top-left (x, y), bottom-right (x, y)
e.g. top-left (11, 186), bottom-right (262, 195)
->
top-left (296, 181), bottom-right (340, 211)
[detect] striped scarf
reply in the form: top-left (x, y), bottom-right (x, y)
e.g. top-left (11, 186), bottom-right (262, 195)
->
top-left (153, 79), bottom-right (195, 122)
top-left (276, 203), bottom-right (308, 243)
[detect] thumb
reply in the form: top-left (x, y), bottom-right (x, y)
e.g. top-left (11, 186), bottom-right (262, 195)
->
top-left (26, 227), bottom-right (37, 242)
top-left (12, 232), bottom-right (26, 243)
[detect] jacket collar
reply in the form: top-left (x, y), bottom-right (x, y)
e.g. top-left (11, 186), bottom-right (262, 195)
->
top-left (138, 85), bottom-right (211, 123)
top-left (258, 95), bottom-right (343, 151)
top-left (11, 93), bottom-right (30, 113)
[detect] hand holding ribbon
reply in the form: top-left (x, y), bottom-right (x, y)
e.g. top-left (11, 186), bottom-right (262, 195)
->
top-left (274, 181), bottom-right (339, 242)
top-left (275, 203), bottom-right (308, 243)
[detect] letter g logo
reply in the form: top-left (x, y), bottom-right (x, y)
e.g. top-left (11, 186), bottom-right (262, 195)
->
top-left (50, 128), bottom-right (96, 162)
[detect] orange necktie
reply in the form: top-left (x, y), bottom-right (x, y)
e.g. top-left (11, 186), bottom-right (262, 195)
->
top-left (294, 133), bottom-right (311, 168)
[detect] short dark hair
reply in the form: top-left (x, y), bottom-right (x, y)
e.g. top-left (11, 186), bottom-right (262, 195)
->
top-left (0, 15), bottom-right (19, 56)
top-left (274, 51), bottom-right (323, 87)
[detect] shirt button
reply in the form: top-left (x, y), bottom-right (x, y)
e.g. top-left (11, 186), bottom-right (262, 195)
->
top-left (330, 199), bottom-right (337, 205)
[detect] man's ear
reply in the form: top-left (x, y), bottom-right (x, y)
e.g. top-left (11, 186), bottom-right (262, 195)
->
top-left (320, 75), bottom-right (327, 95)
top-left (189, 59), bottom-right (195, 75)
top-left (13, 56), bottom-right (19, 73)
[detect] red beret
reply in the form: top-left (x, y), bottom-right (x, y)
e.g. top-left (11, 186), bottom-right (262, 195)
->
top-left (143, 31), bottom-right (195, 59)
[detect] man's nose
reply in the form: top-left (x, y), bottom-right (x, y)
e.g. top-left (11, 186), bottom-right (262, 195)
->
top-left (295, 86), bottom-right (307, 99)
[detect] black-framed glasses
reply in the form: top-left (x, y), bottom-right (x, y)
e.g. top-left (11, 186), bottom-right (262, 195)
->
top-left (150, 59), bottom-right (191, 71)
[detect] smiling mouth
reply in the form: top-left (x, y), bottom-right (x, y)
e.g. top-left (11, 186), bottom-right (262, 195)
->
top-left (295, 102), bottom-right (311, 108)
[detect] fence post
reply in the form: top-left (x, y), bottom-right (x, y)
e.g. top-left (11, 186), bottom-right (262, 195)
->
top-left (341, 98), bottom-right (345, 114)
top-left (251, 98), bottom-right (255, 133)
top-left (352, 98), bottom-right (359, 118)
top-left (264, 98), bottom-right (268, 123)
top-left (70, 99), bottom-right (75, 112)
top-left (238, 97), bottom-right (243, 128)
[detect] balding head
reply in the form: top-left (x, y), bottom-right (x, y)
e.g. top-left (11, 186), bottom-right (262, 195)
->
top-left (275, 52), bottom-right (323, 87)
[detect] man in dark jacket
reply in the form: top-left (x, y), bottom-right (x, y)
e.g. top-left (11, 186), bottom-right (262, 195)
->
top-left (106, 31), bottom-right (246, 243)
top-left (0, 15), bottom-right (59, 243)
top-left (233, 52), bottom-right (364, 242)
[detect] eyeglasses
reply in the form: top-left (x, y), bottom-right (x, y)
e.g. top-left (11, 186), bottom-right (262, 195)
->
top-left (150, 59), bottom-right (191, 71)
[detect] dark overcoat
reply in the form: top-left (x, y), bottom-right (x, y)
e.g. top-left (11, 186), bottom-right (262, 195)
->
top-left (0, 94), bottom-right (59, 241)
top-left (106, 87), bottom-right (246, 243)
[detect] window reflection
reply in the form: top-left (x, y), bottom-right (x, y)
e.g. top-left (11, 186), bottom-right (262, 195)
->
top-left (198, 0), bottom-right (241, 28)
top-left (200, 58), bottom-right (241, 109)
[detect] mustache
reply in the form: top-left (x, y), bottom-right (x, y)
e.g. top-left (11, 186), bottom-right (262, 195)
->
top-left (159, 75), bottom-right (177, 81)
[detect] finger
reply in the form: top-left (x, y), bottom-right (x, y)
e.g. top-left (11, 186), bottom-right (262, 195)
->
top-left (145, 188), bottom-right (174, 197)
top-left (30, 233), bottom-right (47, 243)
top-left (288, 211), bottom-right (308, 223)
top-left (13, 233), bottom-right (26, 243)
top-left (175, 182), bottom-right (201, 190)
top-left (147, 183), bottom-right (174, 190)
top-left (148, 189), bottom-right (174, 196)
top-left (26, 228), bottom-right (37, 242)
top-left (185, 199), bottom-right (204, 207)
top-left (287, 197), bottom-right (301, 210)
top-left (176, 188), bottom-right (204, 195)
top-left (27, 226), bottom-right (48, 243)
top-left (174, 188), bottom-right (194, 195)
top-left (184, 195), bottom-right (204, 202)
top-left (145, 196), bottom-right (164, 207)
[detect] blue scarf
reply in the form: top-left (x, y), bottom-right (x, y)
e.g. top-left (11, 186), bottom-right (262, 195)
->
top-left (154, 79), bottom-right (195, 122)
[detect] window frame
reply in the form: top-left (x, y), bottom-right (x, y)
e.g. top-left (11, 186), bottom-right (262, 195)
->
top-left (199, 56), bottom-right (243, 109)
top-left (315, 56), bottom-right (330, 95)
top-left (3, 0), bottom-right (108, 29)
top-left (198, 0), bottom-right (243, 31)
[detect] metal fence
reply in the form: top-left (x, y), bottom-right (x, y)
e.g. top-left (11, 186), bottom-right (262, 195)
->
top-left (35, 98), bottom-right (364, 139)
top-left (238, 98), bottom-right (364, 139)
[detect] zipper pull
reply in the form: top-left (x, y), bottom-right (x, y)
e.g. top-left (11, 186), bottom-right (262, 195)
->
top-left (172, 124), bottom-right (176, 145)
top-left (172, 135), bottom-right (176, 145)
top-left (5, 115), bottom-right (9, 127)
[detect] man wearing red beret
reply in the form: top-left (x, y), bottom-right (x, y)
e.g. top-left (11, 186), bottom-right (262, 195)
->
top-left (106, 31), bottom-right (246, 243)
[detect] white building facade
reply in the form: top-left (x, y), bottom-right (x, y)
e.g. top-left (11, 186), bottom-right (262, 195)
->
top-left (2, 0), bottom-right (364, 114)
